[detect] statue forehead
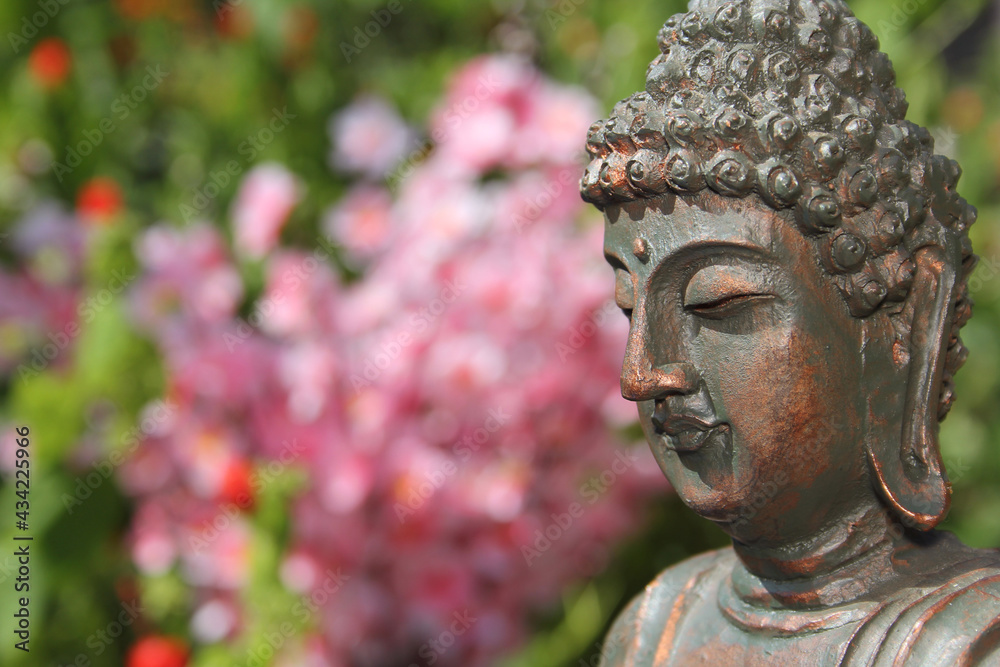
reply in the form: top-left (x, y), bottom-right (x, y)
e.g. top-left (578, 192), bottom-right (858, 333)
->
top-left (602, 194), bottom-right (783, 270)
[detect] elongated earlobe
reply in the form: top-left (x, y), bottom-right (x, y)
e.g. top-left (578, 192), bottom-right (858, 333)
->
top-left (868, 246), bottom-right (954, 530)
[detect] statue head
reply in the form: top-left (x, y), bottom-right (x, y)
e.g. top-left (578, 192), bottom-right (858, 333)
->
top-left (581, 0), bottom-right (977, 546)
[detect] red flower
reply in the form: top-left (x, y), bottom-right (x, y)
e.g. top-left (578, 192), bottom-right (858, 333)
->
top-left (219, 458), bottom-right (255, 508)
top-left (214, 3), bottom-right (254, 39)
top-left (281, 6), bottom-right (317, 65)
top-left (28, 38), bottom-right (71, 88)
top-left (126, 636), bottom-right (188, 667)
top-left (114, 0), bottom-right (195, 22)
top-left (76, 177), bottom-right (123, 224)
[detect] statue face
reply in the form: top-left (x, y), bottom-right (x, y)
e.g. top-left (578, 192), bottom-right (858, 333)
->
top-left (604, 192), bottom-right (876, 547)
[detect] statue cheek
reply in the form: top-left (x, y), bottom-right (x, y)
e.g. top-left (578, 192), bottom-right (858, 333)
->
top-left (758, 320), bottom-right (864, 482)
top-left (710, 329), bottom-right (796, 443)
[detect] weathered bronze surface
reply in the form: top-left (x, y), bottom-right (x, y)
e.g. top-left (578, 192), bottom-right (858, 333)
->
top-left (580, 1), bottom-right (1000, 664)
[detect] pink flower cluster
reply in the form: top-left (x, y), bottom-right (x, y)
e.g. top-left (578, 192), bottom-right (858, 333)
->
top-left (120, 55), bottom-right (667, 665)
top-left (0, 204), bottom-right (87, 378)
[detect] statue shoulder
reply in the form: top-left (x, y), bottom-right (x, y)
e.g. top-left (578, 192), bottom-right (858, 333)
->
top-left (893, 561), bottom-right (1000, 666)
top-left (850, 549), bottom-right (1000, 666)
top-left (598, 547), bottom-right (733, 667)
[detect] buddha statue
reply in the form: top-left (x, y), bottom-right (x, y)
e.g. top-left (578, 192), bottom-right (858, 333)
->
top-left (579, 0), bottom-right (1000, 664)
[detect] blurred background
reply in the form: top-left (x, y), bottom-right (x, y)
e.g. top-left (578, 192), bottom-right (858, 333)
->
top-left (0, 0), bottom-right (997, 665)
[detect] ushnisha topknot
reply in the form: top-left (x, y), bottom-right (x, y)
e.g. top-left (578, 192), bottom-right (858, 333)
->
top-left (581, 0), bottom-right (977, 420)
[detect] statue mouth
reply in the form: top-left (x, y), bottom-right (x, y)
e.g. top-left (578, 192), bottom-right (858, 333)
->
top-left (663, 424), bottom-right (727, 452)
top-left (652, 414), bottom-right (728, 453)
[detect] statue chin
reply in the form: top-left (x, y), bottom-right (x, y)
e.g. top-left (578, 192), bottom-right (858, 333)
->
top-left (584, 0), bottom-right (994, 663)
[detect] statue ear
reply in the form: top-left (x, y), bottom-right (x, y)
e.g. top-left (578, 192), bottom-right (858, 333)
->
top-left (867, 246), bottom-right (954, 530)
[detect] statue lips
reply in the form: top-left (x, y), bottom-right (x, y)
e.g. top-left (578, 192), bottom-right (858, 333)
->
top-left (669, 427), bottom-right (715, 452)
top-left (652, 413), bottom-right (725, 453)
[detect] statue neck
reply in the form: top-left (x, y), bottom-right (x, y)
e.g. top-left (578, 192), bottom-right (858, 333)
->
top-left (730, 501), bottom-right (901, 609)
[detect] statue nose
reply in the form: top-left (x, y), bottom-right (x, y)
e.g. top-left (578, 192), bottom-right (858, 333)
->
top-left (619, 304), bottom-right (698, 401)
top-left (621, 355), bottom-right (698, 402)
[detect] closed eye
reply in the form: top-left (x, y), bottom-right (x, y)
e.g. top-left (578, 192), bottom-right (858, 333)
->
top-left (685, 293), bottom-right (773, 319)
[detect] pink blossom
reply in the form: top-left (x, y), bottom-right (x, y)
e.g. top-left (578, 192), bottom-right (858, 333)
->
top-left (0, 204), bottom-right (87, 373)
top-left (278, 340), bottom-right (337, 422)
top-left (430, 55), bottom-right (539, 172)
top-left (259, 250), bottom-right (341, 338)
top-left (97, 53), bottom-right (669, 667)
top-left (329, 95), bottom-right (415, 178)
top-left (130, 502), bottom-right (178, 575)
top-left (513, 83), bottom-right (597, 166)
top-left (317, 452), bottom-right (373, 515)
top-left (118, 439), bottom-right (174, 496)
top-left (190, 598), bottom-right (239, 643)
top-left (439, 55), bottom-right (540, 125)
top-left (130, 223), bottom-right (244, 340)
top-left (280, 550), bottom-right (323, 593)
top-left (433, 105), bottom-right (516, 172)
top-left (323, 185), bottom-right (393, 262)
top-left (231, 163), bottom-right (302, 259)
top-left (181, 517), bottom-right (251, 589)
